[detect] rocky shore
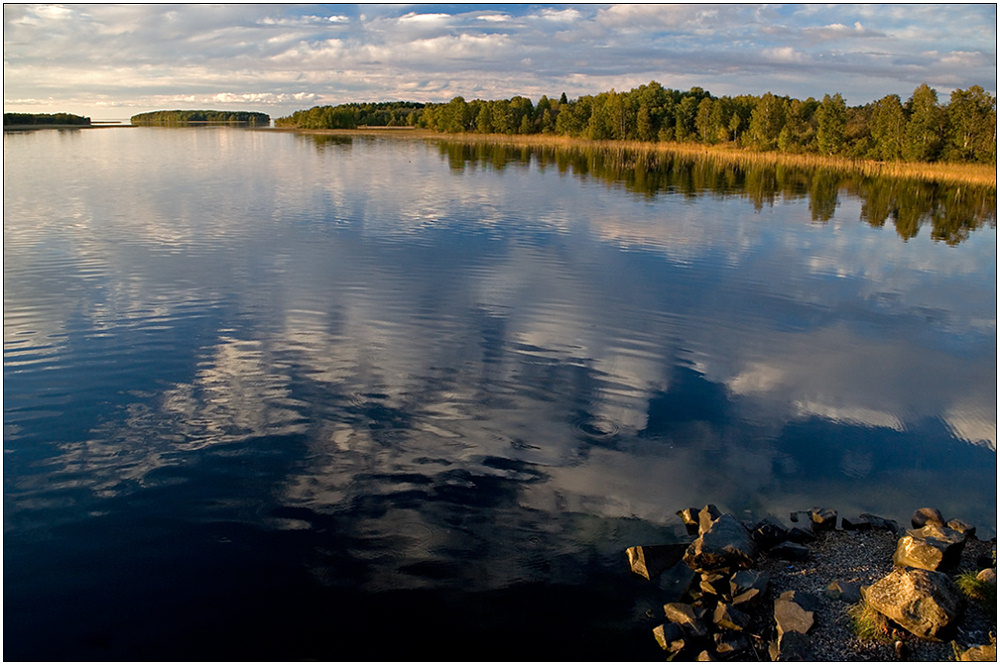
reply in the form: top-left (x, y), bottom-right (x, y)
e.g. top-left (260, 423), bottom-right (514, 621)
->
top-left (626, 506), bottom-right (996, 661)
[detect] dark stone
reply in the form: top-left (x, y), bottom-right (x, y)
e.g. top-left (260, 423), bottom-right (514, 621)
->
top-left (976, 551), bottom-right (996, 569)
top-left (774, 592), bottom-right (815, 636)
top-left (893, 524), bottom-right (966, 572)
top-left (698, 504), bottom-right (723, 535)
top-left (946, 519), bottom-right (976, 540)
top-left (713, 602), bottom-right (750, 631)
top-left (809, 507), bottom-right (837, 531)
top-left (770, 541), bottom-right (810, 561)
top-left (785, 526), bottom-right (815, 544)
top-left (699, 571), bottom-right (730, 599)
top-left (664, 602), bottom-right (709, 638)
top-left (730, 569), bottom-right (770, 607)
top-left (780, 590), bottom-right (821, 613)
top-left (911, 507), bottom-right (945, 529)
top-left (860, 513), bottom-right (900, 534)
top-left (824, 580), bottom-right (862, 604)
top-left (684, 514), bottom-right (758, 572)
top-left (751, 517), bottom-right (789, 550)
top-left (713, 631), bottom-right (749, 656)
top-left (772, 631), bottom-right (811, 661)
top-left (677, 507), bottom-right (701, 536)
top-left (626, 543), bottom-right (690, 580)
top-left (652, 622), bottom-right (684, 650)
top-left (840, 515), bottom-right (872, 531)
top-left (862, 567), bottom-right (963, 639)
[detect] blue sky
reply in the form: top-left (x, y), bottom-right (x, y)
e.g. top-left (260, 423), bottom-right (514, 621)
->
top-left (3, 3), bottom-right (996, 120)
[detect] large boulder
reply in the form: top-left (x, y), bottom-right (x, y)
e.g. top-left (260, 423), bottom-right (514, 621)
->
top-left (892, 524), bottom-right (966, 571)
top-left (862, 568), bottom-right (963, 640)
top-left (683, 514), bottom-right (758, 572)
top-left (626, 543), bottom-right (689, 580)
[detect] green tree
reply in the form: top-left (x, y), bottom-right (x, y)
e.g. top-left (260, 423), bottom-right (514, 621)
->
top-left (748, 93), bottom-right (786, 150)
top-left (869, 95), bottom-right (906, 160)
top-left (816, 93), bottom-right (847, 155)
top-left (945, 85), bottom-right (997, 163)
top-left (904, 84), bottom-right (944, 162)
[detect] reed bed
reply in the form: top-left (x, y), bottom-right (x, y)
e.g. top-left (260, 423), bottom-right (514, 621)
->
top-left (293, 128), bottom-right (995, 188)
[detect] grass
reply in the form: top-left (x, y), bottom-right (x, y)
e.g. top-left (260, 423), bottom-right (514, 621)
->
top-left (955, 569), bottom-right (997, 621)
top-left (846, 600), bottom-right (894, 643)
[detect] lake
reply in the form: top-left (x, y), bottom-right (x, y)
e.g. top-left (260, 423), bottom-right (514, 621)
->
top-left (3, 127), bottom-right (996, 660)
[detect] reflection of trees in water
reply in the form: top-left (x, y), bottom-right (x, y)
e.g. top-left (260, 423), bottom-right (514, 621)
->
top-left (436, 142), bottom-right (997, 245)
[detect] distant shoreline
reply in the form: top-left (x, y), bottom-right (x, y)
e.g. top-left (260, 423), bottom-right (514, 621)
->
top-left (271, 127), bottom-right (998, 187)
top-left (4, 123), bottom-right (134, 131)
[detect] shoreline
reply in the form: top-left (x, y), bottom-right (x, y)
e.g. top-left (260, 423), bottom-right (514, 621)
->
top-left (270, 127), bottom-right (997, 187)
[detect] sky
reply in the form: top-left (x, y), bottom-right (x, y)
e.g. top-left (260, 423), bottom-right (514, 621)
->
top-left (3, 3), bottom-right (997, 121)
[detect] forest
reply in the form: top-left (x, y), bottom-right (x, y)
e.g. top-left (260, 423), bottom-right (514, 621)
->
top-left (130, 110), bottom-right (270, 126)
top-left (275, 82), bottom-right (996, 165)
top-left (4, 112), bottom-right (91, 126)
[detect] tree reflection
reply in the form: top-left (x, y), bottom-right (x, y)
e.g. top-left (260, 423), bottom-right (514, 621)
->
top-left (436, 141), bottom-right (996, 245)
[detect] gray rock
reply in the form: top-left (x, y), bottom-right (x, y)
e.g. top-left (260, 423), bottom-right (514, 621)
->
top-left (626, 543), bottom-right (689, 580)
top-left (892, 524), bottom-right (966, 571)
top-left (730, 569), bottom-right (770, 606)
top-left (911, 507), bottom-right (945, 529)
top-left (779, 590), bottom-right (822, 612)
top-left (652, 622), bottom-right (684, 650)
top-left (957, 643), bottom-right (998, 661)
top-left (862, 567), bottom-right (963, 639)
top-left (860, 513), bottom-right (900, 534)
top-left (751, 517), bottom-right (789, 550)
top-left (684, 513), bottom-right (758, 572)
top-left (713, 602), bottom-right (750, 631)
top-left (698, 504), bottom-right (723, 535)
top-left (699, 571), bottom-right (730, 598)
top-left (809, 507), bottom-right (837, 531)
top-left (771, 631), bottom-right (811, 661)
top-left (677, 507), bottom-right (701, 536)
top-left (947, 519), bottom-right (977, 540)
top-left (713, 631), bottom-right (749, 656)
top-left (774, 592), bottom-right (815, 636)
top-left (770, 541), bottom-right (810, 561)
top-left (840, 515), bottom-right (872, 531)
top-left (785, 526), bottom-right (815, 544)
top-left (664, 602), bottom-right (709, 637)
top-left (824, 580), bottom-right (862, 604)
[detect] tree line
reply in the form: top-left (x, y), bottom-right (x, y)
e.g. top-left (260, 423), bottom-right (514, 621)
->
top-left (276, 82), bottom-right (996, 164)
top-left (4, 112), bottom-right (91, 126)
top-left (130, 110), bottom-right (270, 126)
top-left (273, 101), bottom-right (426, 129)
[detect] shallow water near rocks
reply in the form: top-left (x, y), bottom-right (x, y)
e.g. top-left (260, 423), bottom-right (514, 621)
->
top-left (4, 127), bottom-right (996, 659)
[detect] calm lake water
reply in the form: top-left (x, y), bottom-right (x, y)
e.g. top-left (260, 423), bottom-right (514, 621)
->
top-left (4, 127), bottom-right (996, 660)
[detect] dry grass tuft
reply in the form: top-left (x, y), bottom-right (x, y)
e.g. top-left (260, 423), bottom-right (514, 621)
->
top-left (846, 600), bottom-right (894, 643)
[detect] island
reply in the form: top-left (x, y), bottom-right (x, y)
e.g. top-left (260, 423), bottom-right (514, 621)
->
top-left (4, 112), bottom-right (91, 128)
top-left (130, 110), bottom-right (270, 126)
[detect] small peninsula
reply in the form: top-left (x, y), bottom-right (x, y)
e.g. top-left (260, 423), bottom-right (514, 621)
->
top-left (130, 110), bottom-right (270, 126)
top-left (4, 112), bottom-right (91, 128)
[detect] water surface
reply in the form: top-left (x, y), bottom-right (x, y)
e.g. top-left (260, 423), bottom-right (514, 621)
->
top-left (4, 127), bottom-right (996, 660)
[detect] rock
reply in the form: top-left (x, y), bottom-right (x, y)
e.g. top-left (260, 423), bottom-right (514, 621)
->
top-left (770, 541), bottom-right (810, 561)
top-left (751, 517), bottom-right (789, 550)
top-left (774, 593), bottom-right (815, 636)
top-left (699, 571), bottom-right (730, 598)
top-left (840, 515), bottom-right (872, 531)
top-left (770, 631), bottom-right (811, 661)
top-left (684, 514), bottom-right (758, 572)
top-left (957, 643), bottom-right (998, 661)
top-left (824, 580), bottom-right (862, 604)
top-left (698, 504), bottom-right (723, 535)
top-left (677, 507), bottom-right (701, 536)
top-left (975, 550), bottom-right (996, 569)
top-left (713, 602), bottom-right (750, 631)
top-left (780, 590), bottom-right (822, 612)
top-left (785, 526), bottom-right (816, 544)
top-left (946, 519), bottom-right (977, 540)
top-left (976, 568), bottom-right (996, 586)
top-left (730, 569), bottom-right (770, 606)
top-left (626, 543), bottom-right (689, 580)
top-left (713, 631), bottom-right (749, 656)
top-left (862, 567), bottom-right (963, 640)
top-left (892, 524), bottom-right (966, 571)
top-left (695, 650), bottom-right (716, 661)
top-left (911, 507), bottom-right (945, 529)
top-left (664, 602), bottom-right (709, 637)
top-left (859, 513), bottom-right (900, 534)
top-left (652, 622), bottom-right (684, 650)
top-left (809, 507), bottom-right (837, 531)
